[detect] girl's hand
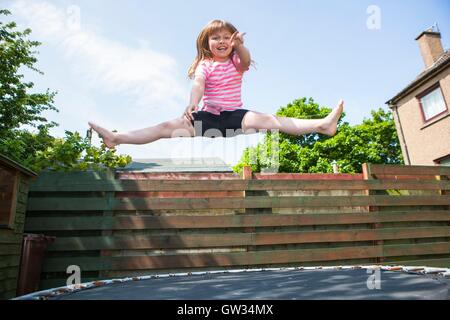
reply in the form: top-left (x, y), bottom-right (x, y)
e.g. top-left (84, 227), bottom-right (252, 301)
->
top-left (183, 104), bottom-right (198, 121)
top-left (231, 31), bottom-right (246, 49)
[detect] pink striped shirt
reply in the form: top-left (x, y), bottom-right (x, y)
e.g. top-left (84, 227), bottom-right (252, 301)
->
top-left (194, 53), bottom-right (249, 115)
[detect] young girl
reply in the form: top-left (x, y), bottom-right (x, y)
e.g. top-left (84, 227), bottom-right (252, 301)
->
top-left (88, 19), bottom-right (344, 148)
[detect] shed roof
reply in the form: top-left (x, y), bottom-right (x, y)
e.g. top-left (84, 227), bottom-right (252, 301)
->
top-left (115, 157), bottom-right (234, 173)
top-left (0, 153), bottom-right (37, 177)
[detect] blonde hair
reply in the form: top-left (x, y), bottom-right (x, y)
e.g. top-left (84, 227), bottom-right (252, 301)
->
top-left (188, 20), bottom-right (238, 79)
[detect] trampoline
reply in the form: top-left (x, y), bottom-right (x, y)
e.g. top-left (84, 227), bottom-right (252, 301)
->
top-left (14, 265), bottom-right (450, 300)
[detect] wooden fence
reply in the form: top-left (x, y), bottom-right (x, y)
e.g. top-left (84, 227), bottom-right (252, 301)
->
top-left (24, 164), bottom-right (450, 290)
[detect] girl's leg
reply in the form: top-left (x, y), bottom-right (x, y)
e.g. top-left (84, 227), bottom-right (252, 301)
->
top-left (242, 100), bottom-right (344, 136)
top-left (88, 116), bottom-right (195, 148)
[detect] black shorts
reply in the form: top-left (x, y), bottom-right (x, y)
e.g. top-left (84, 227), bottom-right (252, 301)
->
top-left (190, 109), bottom-right (250, 138)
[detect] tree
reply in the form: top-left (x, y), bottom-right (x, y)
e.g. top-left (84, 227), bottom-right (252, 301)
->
top-left (0, 9), bottom-right (57, 135)
top-left (0, 9), bottom-right (131, 172)
top-left (233, 97), bottom-right (403, 174)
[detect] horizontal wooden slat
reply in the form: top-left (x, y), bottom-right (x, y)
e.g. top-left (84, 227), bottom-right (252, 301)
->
top-left (49, 233), bottom-right (251, 251)
top-left (383, 242), bottom-right (450, 256)
top-left (43, 245), bottom-right (382, 272)
top-left (46, 227), bottom-right (450, 251)
top-left (0, 268), bottom-right (19, 281)
top-left (28, 179), bottom-right (450, 192)
top-left (2, 290), bottom-right (19, 300)
top-left (383, 258), bottom-right (450, 268)
top-left (114, 195), bottom-right (450, 210)
top-left (26, 195), bottom-right (450, 211)
top-left (0, 244), bottom-right (22, 255)
top-left (368, 164), bottom-right (450, 176)
top-left (28, 197), bottom-right (108, 211)
top-left (115, 191), bottom-right (243, 198)
top-left (117, 172), bottom-right (241, 180)
top-left (30, 179), bottom-right (246, 192)
top-left (0, 278), bottom-right (18, 294)
top-left (42, 242), bottom-right (450, 272)
top-left (25, 210), bottom-right (450, 231)
top-left (253, 173), bottom-right (364, 180)
top-left (29, 171), bottom-right (115, 183)
top-left (0, 255), bottom-right (20, 269)
top-left (33, 171), bottom-right (239, 185)
top-left (0, 233), bottom-right (22, 244)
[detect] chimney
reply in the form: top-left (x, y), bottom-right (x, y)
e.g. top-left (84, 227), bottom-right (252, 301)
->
top-left (415, 28), bottom-right (444, 68)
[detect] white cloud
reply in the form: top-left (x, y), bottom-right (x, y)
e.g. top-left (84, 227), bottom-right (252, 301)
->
top-left (9, 0), bottom-right (187, 111)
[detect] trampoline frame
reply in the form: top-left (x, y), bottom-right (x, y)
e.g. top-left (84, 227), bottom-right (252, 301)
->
top-left (14, 264), bottom-right (450, 300)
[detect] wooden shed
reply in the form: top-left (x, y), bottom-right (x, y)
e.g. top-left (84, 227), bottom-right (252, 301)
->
top-left (0, 154), bottom-right (37, 299)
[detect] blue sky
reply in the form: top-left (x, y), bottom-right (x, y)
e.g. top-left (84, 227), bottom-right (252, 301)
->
top-left (4, 0), bottom-right (450, 165)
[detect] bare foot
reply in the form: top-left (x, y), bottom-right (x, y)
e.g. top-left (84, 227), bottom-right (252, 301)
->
top-left (88, 122), bottom-right (118, 148)
top-left (318, 99), bottom-right (344, 136)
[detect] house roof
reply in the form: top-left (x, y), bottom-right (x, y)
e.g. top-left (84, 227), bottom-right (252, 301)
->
top-left (386, 49), bottom-right (450, 106)
top-left (115, 157), bottom-right (234, 173)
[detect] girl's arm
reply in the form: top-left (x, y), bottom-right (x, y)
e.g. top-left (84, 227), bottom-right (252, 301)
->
top-left (231, 32), bottom-right (251, 72)
top-left (189, 77), bottom-right (205, 106)
top-left (184, 77), bottom-right (205, 121)
top-left (234, 45), bottom-right (251, 71)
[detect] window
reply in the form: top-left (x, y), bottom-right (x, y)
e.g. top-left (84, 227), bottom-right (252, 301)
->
top-left (418, 84), bottom-right (447, 121)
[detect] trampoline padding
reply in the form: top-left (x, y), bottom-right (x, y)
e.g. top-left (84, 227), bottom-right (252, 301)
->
top-left (19, 267), bottom-right (450, 300)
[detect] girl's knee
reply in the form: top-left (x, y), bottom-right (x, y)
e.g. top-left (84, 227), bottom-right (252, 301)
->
top-left (242, 112), bottom-right (278, 131)
top-left (179, 117), bottom-right (195, 137)
top-left (241, 111), bottom-right (258, 129)
top-left (157, 121), bottom-right (172, 138)
top-left (161, 117), bottom-right (194, 138)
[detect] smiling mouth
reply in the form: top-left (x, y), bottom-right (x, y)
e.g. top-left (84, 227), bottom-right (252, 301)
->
top-left (217, 47), bottom-right (228, 51)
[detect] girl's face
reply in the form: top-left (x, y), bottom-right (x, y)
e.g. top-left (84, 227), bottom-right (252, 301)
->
top-left (208, 29), bottom-right (233, 61)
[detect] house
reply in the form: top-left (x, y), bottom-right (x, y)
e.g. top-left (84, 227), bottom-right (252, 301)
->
top-left (386, 27), bottom-right (450, 166)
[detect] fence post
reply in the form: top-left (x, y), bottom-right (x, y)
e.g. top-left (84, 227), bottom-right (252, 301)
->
top-left (241, 165), bottom-right (253, 213)
top-left (439, 172), bottom-right (450, 227)
top-left (242, 166), bottom-right (253, 181)
top-left (362, 163), bottom-right (383, 264)
top-left (241, 166), bottom-right (256, 256)
top-left (100, 171), bottom-right (116, 279)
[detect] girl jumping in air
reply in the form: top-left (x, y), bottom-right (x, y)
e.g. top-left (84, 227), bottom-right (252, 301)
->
top-left (88, 19), bottom-right (344, 148)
